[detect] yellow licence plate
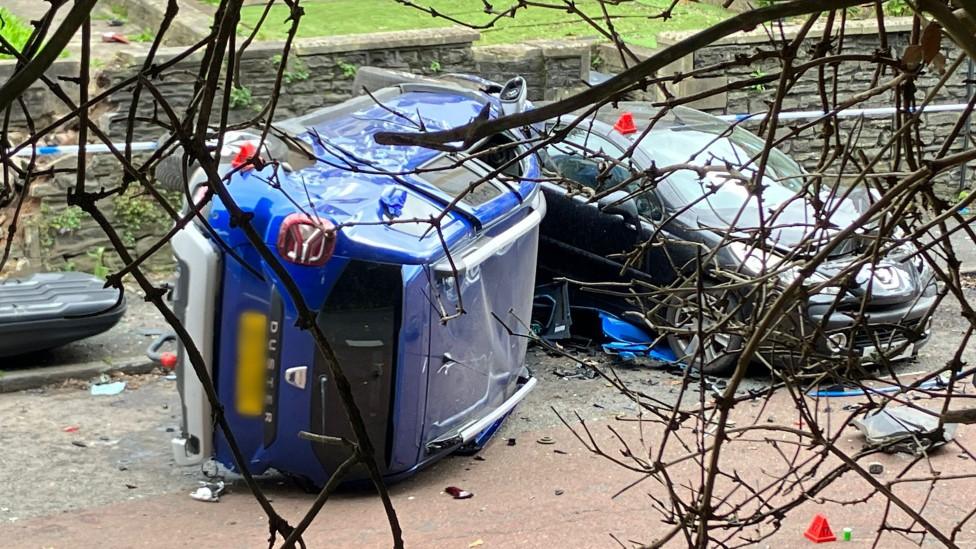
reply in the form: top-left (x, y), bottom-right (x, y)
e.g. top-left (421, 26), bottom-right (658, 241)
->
top-left (236, 311), bottom-right (268, 417)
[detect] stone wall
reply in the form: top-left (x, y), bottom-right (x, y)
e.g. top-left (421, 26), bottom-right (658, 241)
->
top-left (3, 20), bottom-right (974, 276)
top-left (103, 27), bottom-right (482, 141)
top-left (4, 28), bottom-right (487, 274)
top-left (475, 39), bottom-right (593, 101)
top-left (655, 18), bottom-right (975, 196)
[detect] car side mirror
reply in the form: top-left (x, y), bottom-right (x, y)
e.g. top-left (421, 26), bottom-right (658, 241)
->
top-left (597, 191), bottom-right (639, 224)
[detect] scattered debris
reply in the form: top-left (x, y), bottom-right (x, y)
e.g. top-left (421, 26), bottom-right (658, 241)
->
top-left (553, 364), bottom-right (599, 380)
top-left (553, 449), bottom-right (567, 455)
top-left (530, 286), bottom-right (677, 364)
top-left (867, 462), bottom-right (884, 475)
top-left (473, 455), bottom-right (486, 461)
top-left (468, 539), bottom-right (484, 548)
top-left (531, 281), bottom-right (572, 341)
top-left (811, 377), bottom-right (945, 398)
top-left (552, 364), bottom-right (599, 380)
top-left (125, 484), bottom-right (137, 490)
top-left (90, 381), bottom-right (126, 396)
top-left (445, 486), bottom-right (474, 500)
top-left (507, 438), bottom-right (516, 446)
top-left (537, 436), bottom-right (555, 445)
top-left (71, 441), bottom-right (87, 448)
top-left (62, 425), bottom-right (79, 433)
top-left (554, 489), bottom-right (564, 496)
top-left (854, 406), bottom-right (958, 455)
top-left (804, 513), bottom-right (836, 543)
top-left (190, 481), bottom-right (225, 503)
top-left (101, 32), bottom-right (130, 44)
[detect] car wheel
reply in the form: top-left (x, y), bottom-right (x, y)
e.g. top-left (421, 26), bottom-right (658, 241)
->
top-left (665, 283), bottom-right (744, 376)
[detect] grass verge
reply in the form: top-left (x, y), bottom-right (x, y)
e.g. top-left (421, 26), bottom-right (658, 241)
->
top-left (239, 0), bottom-right (729, 48)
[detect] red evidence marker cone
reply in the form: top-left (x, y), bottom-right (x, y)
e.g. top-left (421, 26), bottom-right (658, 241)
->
top-left (804, 513), bottom-right (837, 543)
top-left (613, 112), bottom-right (637, 135)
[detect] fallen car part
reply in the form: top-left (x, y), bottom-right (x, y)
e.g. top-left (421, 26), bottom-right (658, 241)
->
top-left (145, 331), bottom-right (176, 363)
top-left (90, 381), bottom-right (126, 396)
top-left (569, 306), bottom-right (677, 363)
top-left (189, 480), bottom-right (225, 503)
top-left (853, 406), bottom-right (958, 455)
top-left (531, 281), bottom-right (572, 341)
top-left (444, 486), bottom-right (474, 499)
top-left (0, 272), bottom-right (126, 357)
top-left (811, 377), bottom-right (945, 397)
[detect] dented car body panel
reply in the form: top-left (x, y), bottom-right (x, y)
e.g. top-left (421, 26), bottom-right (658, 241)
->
top-left (170, 81), bottom-right (543, 486)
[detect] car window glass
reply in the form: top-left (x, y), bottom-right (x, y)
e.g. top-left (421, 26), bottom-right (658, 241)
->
top-left (542, 128), bottom-right (662, 218)
top-left (647, 126), bottom-right (806, 215)
top-left (642, 189), bottom-right (664, 220)
top-left (421, 156), bottom-right (504, 206)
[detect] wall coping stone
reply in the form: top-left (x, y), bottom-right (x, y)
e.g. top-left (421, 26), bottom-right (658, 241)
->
top-left (474, 38), bottom-right (596, 60)
top-left (286, 27), bottom-right (481, 55)
top-left (658, 17), bottom-right (915, 47)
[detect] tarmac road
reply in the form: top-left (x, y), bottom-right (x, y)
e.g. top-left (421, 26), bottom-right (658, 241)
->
top-left (2, 284), bottom-right (976, 547)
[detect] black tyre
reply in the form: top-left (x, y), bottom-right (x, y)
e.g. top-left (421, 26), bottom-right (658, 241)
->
top-left (664, 283), bottom-right (744, 376)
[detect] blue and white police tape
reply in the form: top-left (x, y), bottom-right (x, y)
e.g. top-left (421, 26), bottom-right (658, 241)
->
top-left (3, 102), bottom-right (973, 156)
top-left (717, 102), bottom-right (972, 123)
top-left (5, 141), bottom-right (159, 157)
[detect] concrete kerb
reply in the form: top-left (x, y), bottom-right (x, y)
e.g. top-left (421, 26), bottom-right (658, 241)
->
top-left (288, 27), bottom-right (482, 56)
top-left (0, 356), bottom-right (159, 393)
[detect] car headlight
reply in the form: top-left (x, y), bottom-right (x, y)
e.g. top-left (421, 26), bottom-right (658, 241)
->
top-left (891, 240), bottom-right (926, 273)
top-left (729, 241), bottom-right (840, 294)
top-left (779, 266), bottom-right (841, 294)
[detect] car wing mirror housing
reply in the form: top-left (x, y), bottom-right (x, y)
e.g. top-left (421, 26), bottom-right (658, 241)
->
top-left (597, 191), bottom-right (639, 224)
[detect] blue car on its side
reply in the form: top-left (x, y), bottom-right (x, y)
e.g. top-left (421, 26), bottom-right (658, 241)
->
top-left (166, 75), bottom-right (544, 486)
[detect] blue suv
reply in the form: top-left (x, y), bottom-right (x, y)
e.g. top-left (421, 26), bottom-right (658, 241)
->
top-left (167, 75), bottom-right (544, 486)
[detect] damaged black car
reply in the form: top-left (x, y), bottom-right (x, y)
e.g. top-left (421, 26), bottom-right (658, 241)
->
top-left (536, 103), bottom-right (938, 374)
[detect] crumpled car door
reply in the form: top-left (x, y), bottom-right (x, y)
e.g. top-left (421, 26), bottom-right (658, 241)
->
top-left (423, 211), bottom-right (540, 448)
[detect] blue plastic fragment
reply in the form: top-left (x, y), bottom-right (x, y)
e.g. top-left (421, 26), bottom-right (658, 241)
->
top-left (90, 381), bottom-right (126, 396)
top-left (600, 312), bottom-right (652, 344)
top-left (380, 187), bottom-right (407, 218)
top-left (595, 311), bottom-right (679, 363)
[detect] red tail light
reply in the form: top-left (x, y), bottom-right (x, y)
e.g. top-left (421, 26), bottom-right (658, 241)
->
top-left (231, 141), bottom-right (259, 170)
top-left (277, 213), bottom-right (337, 266)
